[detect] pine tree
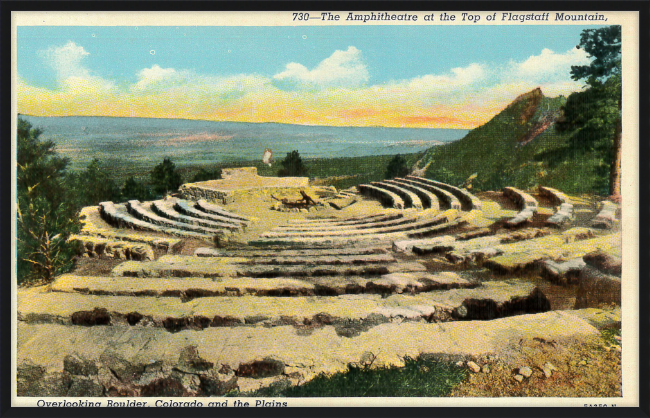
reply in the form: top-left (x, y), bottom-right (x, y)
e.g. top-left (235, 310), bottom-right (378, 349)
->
top-left (150, 158), bottom-right (183, 196)
top-left (558, 26), bottom-right (622, 197)
top-left (16, 118), bottom-right (80, 284)
top-left (384, 154), bottom-right (410, 179)
top-left (278, 150), bottom-right (308, 177)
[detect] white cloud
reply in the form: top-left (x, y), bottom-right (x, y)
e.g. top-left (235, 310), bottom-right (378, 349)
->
top-left (41, 41), bottom-right (91, 79)
top-left (398, 63), bottom-right (486, 93)
top-left (274, 46), bottom-right (369, 88)
top-left (133, 65), bottom-right (180, 90)
top-left (510, 47), bottom-right (590, 81)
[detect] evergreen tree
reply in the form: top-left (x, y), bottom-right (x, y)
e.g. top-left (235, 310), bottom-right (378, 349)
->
top-left (278, 150), bottom-right (308, 177)
top-left (384, 154), bottom-right (410, 179)
top-left (121, 176), bottom-right (152, 201)
top-left (70, 158), bottom-right (121, 206)
top-left (16, 118), bottom-right (80, 284)
top-left (557, 25), bottom-right (622, 197)
top-left (150, 158), bottom-right (183, 196)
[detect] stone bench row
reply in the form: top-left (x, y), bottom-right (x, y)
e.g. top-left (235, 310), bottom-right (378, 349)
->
top-left (406, 176), bottom-right (481, 210)
top-left (370, 181), bottom-right (423, 209)
top-left (261, 211), bottom-right (456, 238)
top-left (382, 179), bottom-right (439, 211)
top-left (20, 281), bottom-right (546, 330)
top-left (284, 213), bottom-right (404, 229)
top-left (52, 271), bottom-right (476, 299)
top-left (398, 177), bottom-right (462, 211)
top-left (174, 200), bottom-right (247, 227)
top-left (151, 200), bottom-right (241, 231)
top-left (358, 184), bottom-right (405, 209)
top-left (538, 186), bottom-right (574, 227)
top-left (290, 213), bottom-right (396, 225)
top-left (195, 199), bottom-right (249, 222)
top-left (502, 187), bottom-right (538, 227)
top-left (126, 200), bottom-right (224, 236)
top-left (99, 202), bottom-right (213, 240)
top-left (273, 213), bottom-right (421, 232)
top-left (68, 235), bottom-right (155, 261)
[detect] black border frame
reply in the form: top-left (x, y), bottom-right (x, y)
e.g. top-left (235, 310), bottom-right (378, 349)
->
top-left (2, 1), bottom-right (648, 417)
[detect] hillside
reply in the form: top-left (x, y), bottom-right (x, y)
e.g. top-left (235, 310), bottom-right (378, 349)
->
top-left (417, 88), bottom-right (610, 195)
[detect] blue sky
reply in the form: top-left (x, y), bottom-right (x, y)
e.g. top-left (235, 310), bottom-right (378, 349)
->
top-left (17, 25), bottom-right (603, 128)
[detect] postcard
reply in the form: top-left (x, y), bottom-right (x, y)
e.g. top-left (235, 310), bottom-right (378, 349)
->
top-left (10, 7), bottom-right (641, 409)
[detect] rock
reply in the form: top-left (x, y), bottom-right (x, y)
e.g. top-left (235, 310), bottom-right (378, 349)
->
top-left (455, 361), bottom-right (465, 367)
top-left (63, 354), bottom-right (98, 376)
top-left (481, 364), bottom-right (490, 373)
top-left (140, 376), bottom-right (189, 397)
top-left (542, 362), bottom-right (557, 378)
top-left (235, 358), bottom-right (285, 378)
top-left (199, 369), bottom-right (238, 396)
top-left (130, 245), bottom-right (154, 261)
top-left (519, 366), bottom-right (533, 378)
top-left (194, 247), bottom-right (222, 257)
top-left (177, 345), bottom-right (214, 374)
top-left (98, 349), bottom-right (145, 383)
top-left (467, 361), bottom-right (481, 373)
top-left (583, 251), bottom-right (622, 276)
top-left (574, 265), bottom-right (621, 309)
top-left (540, 257), bottom-right (586, 285)
top-left (513, 374), bottom-right (524, 382)
top-left (67, 376), bottom-right (104, 396)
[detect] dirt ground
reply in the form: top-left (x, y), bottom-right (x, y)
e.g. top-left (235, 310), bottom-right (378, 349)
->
top-left (450, 328), bottom-right (622, 397)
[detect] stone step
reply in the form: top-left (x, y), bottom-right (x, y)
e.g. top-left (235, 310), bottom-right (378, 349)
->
top-left (405, 176), bottom-right (481, 210)
top-left (51, 272), bottom-right (477, 299)
top-left (111, 256), bottom-right (427, 278)
top-left (385, 179), bottom-right (440, 211)
top-left (358, 184), bottom-right (405, 209)
top-left (195, 199), bottom-right (249, 222)
top-left (205, 247), bottom-right (389, 258)
top-left (483, 232), bottom-right (620, 274)
top-left (538, 186), bottom-right (572, 205)
top-left (16, 307), bottom-right (618, 395)
top-left (68, 235), bottom-right (154, 261)
top-left (289, 213), bottom-right (402, 225)
top-left (237, 253), bottom-right (397, 266)
top-left (18, 281), bottom-right (548, 332)
top-left (262, 211), bottom-right (456, 238)
top-left (174, 200), bottom-right (247, 226)
top-left (151, 200), bottom-right (241, 230)
top-left (99, 202), bottom-right (213, 241)
top-left (273, 213), bottom-right (421, 232)
top-left (81, 206), bottom-right (183, 252)
top-left (398, 177), bottom-right (462, 211)
top-left (545, 202), bottom-right (574, 227)
top-left (371, 181), bottom-right (423, 209)
top-left (539, 258), bottom-right (586, 285)
top-left (126, 201), bottom-right (223, 236)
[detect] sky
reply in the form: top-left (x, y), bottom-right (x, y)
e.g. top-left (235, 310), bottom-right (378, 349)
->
top-left (17, 25), bottom-right (602, 129)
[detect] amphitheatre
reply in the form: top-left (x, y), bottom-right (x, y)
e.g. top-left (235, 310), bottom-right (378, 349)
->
top-left (16, 166), bottom-right (622, 397)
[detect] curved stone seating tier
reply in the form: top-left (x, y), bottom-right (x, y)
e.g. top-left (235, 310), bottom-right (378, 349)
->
top-left (501, 187), bottom-right (538, 227)
top-left (370, 181), bottom-right (423, 209)
top-left (261, 212), bottom-right (457, 239)
top-left (590, 201), bottom-right (619, 229)
top-left (538, 186), bottom-right (574, 227)
top-left (205, 247), bottom-right (388, 258)
top-left (358, 184), bottom-right (405, 209)
top-left (503, 187), bottom-right (538, 210)
top-left (195, 199), bottom-right (250, 222)
top-left (405, 176), bottom-right (482, 210)
top-left (151, 200), bottom-right (241, 231)
top-left (273, 214), bottom-right (421, 232)
top-left (175, 200), bottom-right (247, 227)
top-left (384, 179), bottom-right (440, 211)
top-left (51, 271), bottom-right (477, 299)
top-left (538, 186), bottom-right (572, 206)
top-left (397, 178), bottom-right (461, 211)
top-left (99, 202), bottom-right (213, 240)
top-left (287, 213), bottom-right (404, 227)
top-left (126, 200), bottom-right (223, 236)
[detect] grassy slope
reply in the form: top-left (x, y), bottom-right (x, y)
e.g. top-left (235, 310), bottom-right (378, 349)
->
top-left (419, 89), bottom-right (608, 195)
